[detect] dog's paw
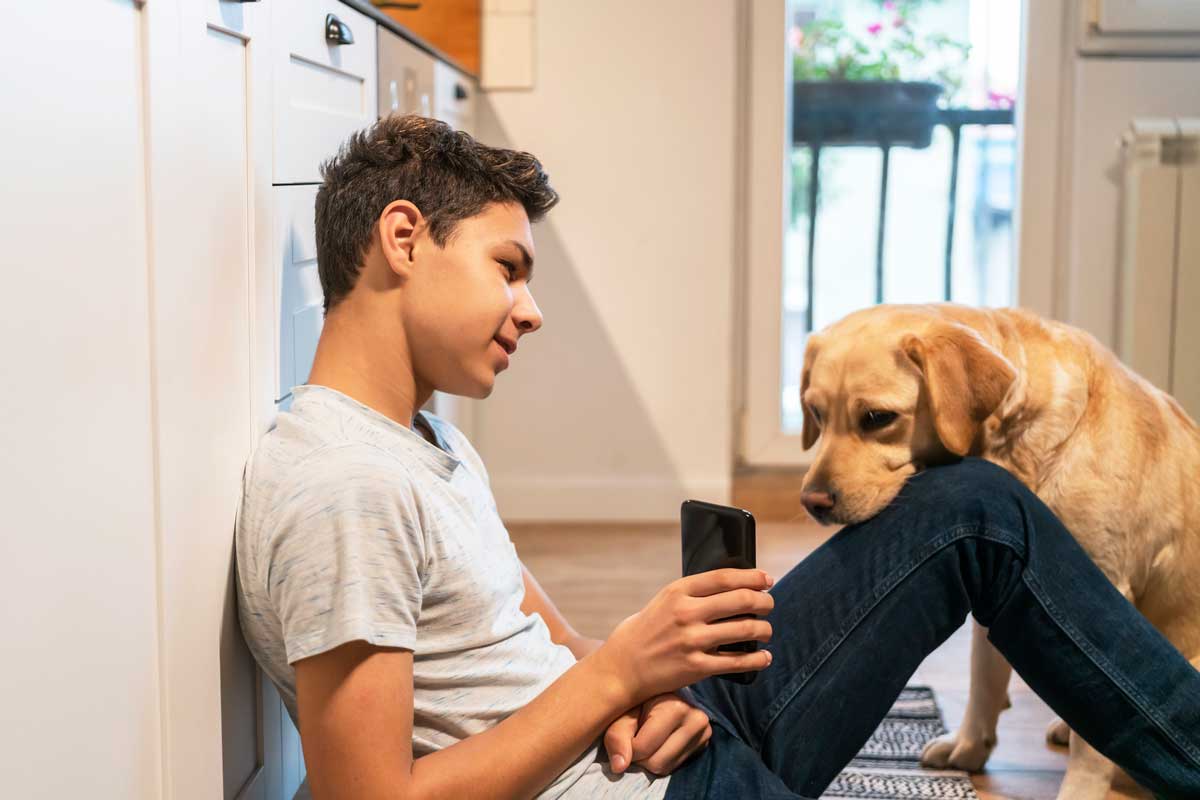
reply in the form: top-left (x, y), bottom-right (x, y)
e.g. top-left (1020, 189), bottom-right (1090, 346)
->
top-left (1045, 717), bottom-right (1070, 747)
top-left (919, 730), bottom-right (996, 772)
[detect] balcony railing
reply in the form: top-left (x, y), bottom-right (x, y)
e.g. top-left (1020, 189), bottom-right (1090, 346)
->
top-left (793, 106), bottom-right (1016, 333)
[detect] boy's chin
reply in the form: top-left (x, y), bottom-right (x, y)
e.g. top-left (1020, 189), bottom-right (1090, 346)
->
top-left (444, 373), bottom-right (496, 400)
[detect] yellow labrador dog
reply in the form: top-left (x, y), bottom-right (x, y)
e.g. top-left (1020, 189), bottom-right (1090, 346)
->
top-left (797, 302), bottom-right (1200, 799)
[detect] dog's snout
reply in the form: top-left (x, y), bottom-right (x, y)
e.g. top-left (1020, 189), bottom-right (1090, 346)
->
top-left (801, 490), bottom-right (837, 520)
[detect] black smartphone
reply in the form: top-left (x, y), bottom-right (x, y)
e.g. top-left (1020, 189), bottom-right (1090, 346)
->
top-left (680, 499), bottom-right (759, 684)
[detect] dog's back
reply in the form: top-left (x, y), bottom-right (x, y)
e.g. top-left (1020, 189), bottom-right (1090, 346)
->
top-left (982, 307), bottom-right (1200, 654)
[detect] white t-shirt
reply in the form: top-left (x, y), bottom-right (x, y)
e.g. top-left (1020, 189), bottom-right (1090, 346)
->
top-left (235, 385), bottom-right (670, 799)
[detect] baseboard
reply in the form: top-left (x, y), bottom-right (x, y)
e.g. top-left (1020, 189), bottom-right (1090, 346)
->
top-left (491, 474), bottom-right (732, 522)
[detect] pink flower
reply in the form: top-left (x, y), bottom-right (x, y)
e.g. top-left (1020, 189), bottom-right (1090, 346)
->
top-left (893, 16), bottom-right (905, 28)
top-left (883, 0), bottom-right (896, 10)
top-left (987, 90), bottom-right (1015, 108)
top-left (789, 26), bottom-right (804, 49)
top-left (867, 22), bottom-right (883, 35)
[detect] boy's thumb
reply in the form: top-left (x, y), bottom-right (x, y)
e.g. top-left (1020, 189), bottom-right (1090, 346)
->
top-left (605, 710), bottom-right (639, 773)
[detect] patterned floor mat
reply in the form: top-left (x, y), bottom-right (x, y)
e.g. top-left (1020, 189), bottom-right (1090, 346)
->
top-left (821, 686), bottom-right (979, 799)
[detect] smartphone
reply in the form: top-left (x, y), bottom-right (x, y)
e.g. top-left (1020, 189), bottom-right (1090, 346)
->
top-left (680, 499), bottom-right (759, 684)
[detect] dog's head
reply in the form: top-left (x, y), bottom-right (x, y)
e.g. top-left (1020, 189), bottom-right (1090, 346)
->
top-left (799, 306), bottom-right (1017, 525)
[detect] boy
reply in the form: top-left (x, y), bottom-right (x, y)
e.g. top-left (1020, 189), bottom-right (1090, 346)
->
top-left (236, 115), bottom-right (1200, 800)
top-left (235, 114), bottom-right (771, 799)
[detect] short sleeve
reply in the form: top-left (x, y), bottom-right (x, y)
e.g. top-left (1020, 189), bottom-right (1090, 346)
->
top-left (265, 445), bottom-right (426, 665)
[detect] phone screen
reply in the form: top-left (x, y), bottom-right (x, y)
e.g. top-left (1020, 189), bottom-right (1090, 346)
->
top-left (681, 500), bottom-right (756, 576)
top-left (681, 500), bottom-right (758, 684)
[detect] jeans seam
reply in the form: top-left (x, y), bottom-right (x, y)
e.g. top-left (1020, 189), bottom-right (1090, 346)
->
top-left (758, 523), bottom-right (1025, 747)
top-left (1021, 568), bottom-right (1200, 768)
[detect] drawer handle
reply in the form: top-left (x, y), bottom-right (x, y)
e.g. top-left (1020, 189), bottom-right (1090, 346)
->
top-left (455, 83), bottom-right (469, 101)
top-left (325, 13), bottom-right (354, 45)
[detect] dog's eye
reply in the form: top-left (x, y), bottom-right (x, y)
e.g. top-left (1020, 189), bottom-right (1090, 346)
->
top-left (861, 410), bottom-right (897, 432)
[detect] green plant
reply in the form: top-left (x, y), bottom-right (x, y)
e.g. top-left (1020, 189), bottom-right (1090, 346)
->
top-left (792, 2), bottom-right (971, 102)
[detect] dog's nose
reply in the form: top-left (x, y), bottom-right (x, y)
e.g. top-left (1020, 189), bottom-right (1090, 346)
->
top-left (801, 491), bottom-right (836, 519)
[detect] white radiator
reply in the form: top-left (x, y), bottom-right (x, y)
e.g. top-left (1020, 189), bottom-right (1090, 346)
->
top-left (1118, 117), bottom-right (1200, 419)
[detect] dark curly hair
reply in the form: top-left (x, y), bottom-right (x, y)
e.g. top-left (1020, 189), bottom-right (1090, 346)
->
top-left (314, 114), bottom-right (560, 313)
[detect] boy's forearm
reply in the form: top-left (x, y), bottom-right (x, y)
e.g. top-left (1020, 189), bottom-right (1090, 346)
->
top-left (409, 651), bottom-right (631, 800)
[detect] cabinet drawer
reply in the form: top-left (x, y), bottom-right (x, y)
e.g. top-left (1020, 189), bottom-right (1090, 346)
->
top-left (274, 0), bottom-right (377, 184)
top-left (378, 27), bottom-right (435, 118)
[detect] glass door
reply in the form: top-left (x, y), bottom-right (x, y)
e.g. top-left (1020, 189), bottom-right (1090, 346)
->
top-left (741, 0), bottom-right (1022, 466)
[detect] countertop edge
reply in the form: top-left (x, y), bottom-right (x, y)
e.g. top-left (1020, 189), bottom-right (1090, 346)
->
top-left (339, 0), bottom-right (480, 81)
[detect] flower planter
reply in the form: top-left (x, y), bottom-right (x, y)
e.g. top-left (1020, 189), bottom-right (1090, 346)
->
top-left (792, 80), bottom-right (943, 149)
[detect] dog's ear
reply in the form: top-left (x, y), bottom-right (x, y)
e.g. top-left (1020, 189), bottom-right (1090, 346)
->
top-left (800, 335), bottom-right (822, 450)
top-left (902, 323), bottom-right (1016, 456)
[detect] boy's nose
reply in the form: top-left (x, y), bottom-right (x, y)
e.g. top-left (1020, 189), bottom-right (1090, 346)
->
top-left (515, 291), bottom-right (543, 334)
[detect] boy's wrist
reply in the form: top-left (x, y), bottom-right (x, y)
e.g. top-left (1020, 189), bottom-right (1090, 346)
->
top-left (576, 644), bottom-right (640, 712)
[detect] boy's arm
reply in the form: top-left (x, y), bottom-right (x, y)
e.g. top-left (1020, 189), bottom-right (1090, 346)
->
top-left (297, 637), bottom-right (632, 800)
top-left (520, 562), bottom-right (605, 659)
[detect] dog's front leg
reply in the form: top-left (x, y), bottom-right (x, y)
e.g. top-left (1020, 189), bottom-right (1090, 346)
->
top-left (920, 620), bottom-right (1012, 771)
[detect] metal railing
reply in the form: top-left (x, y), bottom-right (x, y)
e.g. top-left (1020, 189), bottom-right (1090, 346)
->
top-left (794, 106), bottom-right (1016, 333)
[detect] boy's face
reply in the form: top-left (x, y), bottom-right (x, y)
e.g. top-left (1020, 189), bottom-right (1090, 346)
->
top-left (403, 201), bottom-right (542, 399)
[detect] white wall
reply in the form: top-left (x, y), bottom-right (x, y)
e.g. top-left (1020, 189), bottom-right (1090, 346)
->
top-left (473, 1), bottom-right (741, 521)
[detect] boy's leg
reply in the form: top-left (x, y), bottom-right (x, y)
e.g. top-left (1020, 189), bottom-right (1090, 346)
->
top-left (687, 458), bottom-right (1200, 798)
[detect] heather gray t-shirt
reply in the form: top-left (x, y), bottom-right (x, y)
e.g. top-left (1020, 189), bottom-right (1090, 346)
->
top-left (235, 385), bottom-right (670, 799)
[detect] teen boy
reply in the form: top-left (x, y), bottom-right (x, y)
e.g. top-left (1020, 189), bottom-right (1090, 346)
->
top-left (236, 115), bottom-right (1200, 800)
top-left (235, 114), bottom-right (771, 799)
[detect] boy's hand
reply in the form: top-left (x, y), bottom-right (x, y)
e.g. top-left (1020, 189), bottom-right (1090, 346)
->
top-left (604, 689), bottom-right (712, 776)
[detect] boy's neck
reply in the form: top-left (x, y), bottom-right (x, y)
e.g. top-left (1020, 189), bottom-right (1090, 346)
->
top-left (306, 303), bottom-right (432, 431)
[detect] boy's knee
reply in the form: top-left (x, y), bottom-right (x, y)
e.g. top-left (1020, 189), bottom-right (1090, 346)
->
top-left (897, 458), bottom-right (1032, 538)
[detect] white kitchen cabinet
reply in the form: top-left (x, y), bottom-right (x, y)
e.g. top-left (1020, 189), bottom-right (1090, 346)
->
top-left (273, 0), bottom-right (378, 184)
top-left (434, 59), bottom-right (478, 136)
top-left (142, 1), bottom-right (275, 798)
top-left (378, 26), bottom-right (435, 118)
top-left (7, 2), bottom-right (471, 797)
top-left (1, 2), bottom-right (161, 797)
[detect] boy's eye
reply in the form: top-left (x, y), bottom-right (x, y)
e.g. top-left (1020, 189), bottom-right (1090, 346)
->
top-left (860, 410), bottom-right (897, 432)
top-left (498, 259), bottom-right (517, 279)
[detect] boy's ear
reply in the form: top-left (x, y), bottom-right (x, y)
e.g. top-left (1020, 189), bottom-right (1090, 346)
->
top-left (378, 200), bottom-right (423, 278)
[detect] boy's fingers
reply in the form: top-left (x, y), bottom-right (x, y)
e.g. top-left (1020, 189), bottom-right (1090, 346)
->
top-left (682, 568), bottom-right (774, 597)
top-left (604, 707), bottom-right (640, 772)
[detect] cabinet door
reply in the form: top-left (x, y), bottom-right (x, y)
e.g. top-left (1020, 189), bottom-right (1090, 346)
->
top-left (144, 1), bottom-right (272, 798)
top-left (2, 2), bottom-right (160, 797)
top-left (276, 185), bottom-right (324, 412)
top-left (274, 0), bottom-right (378, 184)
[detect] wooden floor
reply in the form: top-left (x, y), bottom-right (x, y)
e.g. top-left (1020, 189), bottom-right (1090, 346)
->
top-left (508, 518), bottom-right (1152, 800)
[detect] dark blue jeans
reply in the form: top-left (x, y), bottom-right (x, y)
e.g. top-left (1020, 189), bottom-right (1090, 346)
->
top-left (663, 458), bottom-right (1200, 799)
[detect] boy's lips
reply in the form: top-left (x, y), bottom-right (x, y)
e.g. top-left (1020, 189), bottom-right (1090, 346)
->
top-left (493, 335), bottom-right (517, 356)
top-left (492, 337), bottom-right (512, 369)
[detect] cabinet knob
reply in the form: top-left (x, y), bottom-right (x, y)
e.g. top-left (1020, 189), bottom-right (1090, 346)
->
top-left (325, 14), bottom-right (354, 45)
top-left (454, 83), bottom-right (469, 101)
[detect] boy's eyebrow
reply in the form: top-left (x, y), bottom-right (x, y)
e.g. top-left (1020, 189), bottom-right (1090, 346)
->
top-left (505, 240), bottom-right (535, 282)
